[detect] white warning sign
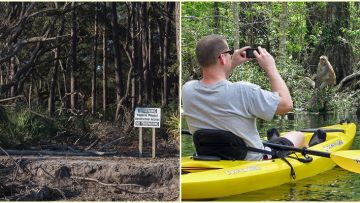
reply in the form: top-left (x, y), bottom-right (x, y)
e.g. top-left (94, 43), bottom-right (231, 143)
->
top-left (134, 108), bottom-right (161, 128)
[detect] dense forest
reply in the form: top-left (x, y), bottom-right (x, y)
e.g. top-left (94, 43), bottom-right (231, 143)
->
top-left (182, 2), bottom-right (360, 114)
top-left (0, 2), bottom-right (180, 150)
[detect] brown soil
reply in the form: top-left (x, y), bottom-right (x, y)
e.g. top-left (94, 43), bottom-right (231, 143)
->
top-left (0, 156), bottom-right (179, 201)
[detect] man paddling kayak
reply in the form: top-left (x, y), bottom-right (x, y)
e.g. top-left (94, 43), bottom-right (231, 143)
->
top-left (182, 34), bottom-right (306, 160)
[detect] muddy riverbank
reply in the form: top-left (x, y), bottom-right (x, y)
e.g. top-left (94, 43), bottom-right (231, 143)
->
top-left (0, 156), bottom-right (179, 201)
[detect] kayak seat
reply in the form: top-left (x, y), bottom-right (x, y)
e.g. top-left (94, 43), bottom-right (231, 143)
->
top-left (309, 129), bottom-right (327, 147)
top-left (193, 129), bottom-right (248, 160)
top-left (267, 128), bottom-right (280, 141)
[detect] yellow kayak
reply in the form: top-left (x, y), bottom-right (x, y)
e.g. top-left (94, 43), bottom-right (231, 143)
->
top-left (181, 122), bottom-right (357, 200)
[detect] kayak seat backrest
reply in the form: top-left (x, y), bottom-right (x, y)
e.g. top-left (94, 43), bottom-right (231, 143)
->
top-left (309, 129), bottom-right (327, 147)
top-left (193, 129), bottom-right (248, 160)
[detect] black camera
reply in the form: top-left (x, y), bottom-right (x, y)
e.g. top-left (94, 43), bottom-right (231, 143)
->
top-left (246, 48), bottom-right (259, 58)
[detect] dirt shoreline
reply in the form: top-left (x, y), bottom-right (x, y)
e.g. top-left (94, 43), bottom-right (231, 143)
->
top-left (0, 155), bottom-right (179, 201)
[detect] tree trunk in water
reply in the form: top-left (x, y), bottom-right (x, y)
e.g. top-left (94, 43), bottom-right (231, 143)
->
top-left (70, 2), bottom-right (77, 110)
top-left (92, 3), bottom-right (99, 115)
top-left (231, 2), bottom-right (240, 49)
top-left (102, 3), bottom-right (108, 117)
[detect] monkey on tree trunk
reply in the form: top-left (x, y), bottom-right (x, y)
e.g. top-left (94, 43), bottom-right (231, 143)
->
top-left (309, 55), bottom-right (337, 112)
top-left (315, 55), bottom-right (336, 89)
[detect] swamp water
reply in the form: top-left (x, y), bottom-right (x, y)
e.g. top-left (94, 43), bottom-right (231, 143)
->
top-left (181, 112), bottom-right (360, 201)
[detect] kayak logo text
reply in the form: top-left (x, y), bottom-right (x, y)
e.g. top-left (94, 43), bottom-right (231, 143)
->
top-left (225, 166), bottom-right (260, 175)
top-left (323, 140), bottom-right (344, 152)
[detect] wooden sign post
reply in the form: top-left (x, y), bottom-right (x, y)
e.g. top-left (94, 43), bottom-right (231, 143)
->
top-left (134, 108), bottom-right (161, 158)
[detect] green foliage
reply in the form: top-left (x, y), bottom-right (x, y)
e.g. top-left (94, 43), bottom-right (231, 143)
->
top-left (0, 107), bottom-right (58, 148)
top-left (164, 111), bottom-right (180, 142)
top-left (182, 2), bottom-right (360, 112)
top-left (160, 99), bottom-right (179, 143)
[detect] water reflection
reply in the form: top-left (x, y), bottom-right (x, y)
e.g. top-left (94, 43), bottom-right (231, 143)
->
top-left (181, 112), bottom-right (360, 201)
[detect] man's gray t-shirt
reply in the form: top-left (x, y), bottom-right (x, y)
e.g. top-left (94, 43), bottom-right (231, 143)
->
top-left (182, 80), bottom-right (280, 160)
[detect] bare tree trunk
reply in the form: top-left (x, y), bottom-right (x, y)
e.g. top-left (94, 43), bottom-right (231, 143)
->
top-left (9, 57), bottom-right (17, 97)
top-left (160, 3), bottom-right (171, 106)
top-left (0, 69), bottom-right (3, 85)
top-left (70, 2), bottom-right (77, 110)
top-left (130, 3), bottom-right (136, 109)
top-left (48, 13), bottom-right (65, 116)
top-left (175, 2), bottom-right (180, 61)
top-left (231, 2), bottom-right (239, 49)
top-left (132, 3), bottom-right (142, 109)
top-left (143, 3), bottom-right (150, 104)
top-left (48, 48), bottom-right (59, 115)
top-left (137, 3), bottom-right (145, 106)
top-left (111, 2), bottom-right (123, 100)
top-left (111, 2), bottom-right (124, 120)
top-left (214, 2), bottom-right (220, 33)
top-left (102, 3), bottom-right (108, 116)
top-left (91, 3), bottom-right (99, 115)
top-left (279, 2), bottom-right (288, 58)
top-left (148, 3), bottom-right (153, 103)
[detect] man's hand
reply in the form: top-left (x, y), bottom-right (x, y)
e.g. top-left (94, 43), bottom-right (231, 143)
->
top-left (231, 46), bottom-right (252, 69)
top-left (253, 46), bottom-right (276, 73)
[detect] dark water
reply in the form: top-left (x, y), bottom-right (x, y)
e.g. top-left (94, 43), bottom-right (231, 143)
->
top-left (181, 112), bottom-right (360, 201)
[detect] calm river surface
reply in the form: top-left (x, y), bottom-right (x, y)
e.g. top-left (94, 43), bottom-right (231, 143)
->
top-left (181, 112), bottom-right (360, 201)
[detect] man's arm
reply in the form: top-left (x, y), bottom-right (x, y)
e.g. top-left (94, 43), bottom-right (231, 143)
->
top-left (253, 47), bottom-right (293, 115)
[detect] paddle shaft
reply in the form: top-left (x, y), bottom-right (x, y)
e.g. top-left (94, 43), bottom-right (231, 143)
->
top-left (263, 142), bottom-right (330, 158)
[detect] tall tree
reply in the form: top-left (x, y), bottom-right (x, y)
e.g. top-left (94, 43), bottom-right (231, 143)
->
top-left (91, 3), bottom-right (99, 115)
top-left (48, 4), bottom-right (65, 116)
top-left (111, 2), bottom-right (124, 120)
top-left (214, 2), bottom-right (220, 33)
top-left (231, 2), bottom-right (240, 49)
top-left (143, 3), bottom-right (151, 104)
top-left (279, 2), bottom-right (288, 58)
top-left (175, 2), bottom-right (180, 61)
top-left (102, 3), bottom-right (108, 116)
top-left (70, 2), bottom-right (77, 110)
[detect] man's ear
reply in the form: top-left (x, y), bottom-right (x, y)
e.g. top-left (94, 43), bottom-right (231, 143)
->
top-left (219, 55), bottom-right (226, 65)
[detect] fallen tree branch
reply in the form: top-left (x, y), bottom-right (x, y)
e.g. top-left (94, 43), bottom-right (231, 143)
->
top-left (0, 104), bottom-right (16, 107)
top-left (337, 71), bottom-right (360, 92)
top-left (0, 146), bottom-right (21, 181)
top-left (72, 176), bottom-right (142, 188)
top-left (39, 165), bottom-right (55, 179)
top-left (0, 149), bottom-right (117, 157)
top-left (28, 109), bottom-right (55, 121)
top-left (100, 137), bottom-right (125, 150)
top-left (84, 139), bottom-right (100, 151)
top-left (0, 95), bottom-right (25, 103)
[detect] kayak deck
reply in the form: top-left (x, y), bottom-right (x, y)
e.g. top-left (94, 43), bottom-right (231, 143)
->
top-left (181, 123), bottom-right (356, 200)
